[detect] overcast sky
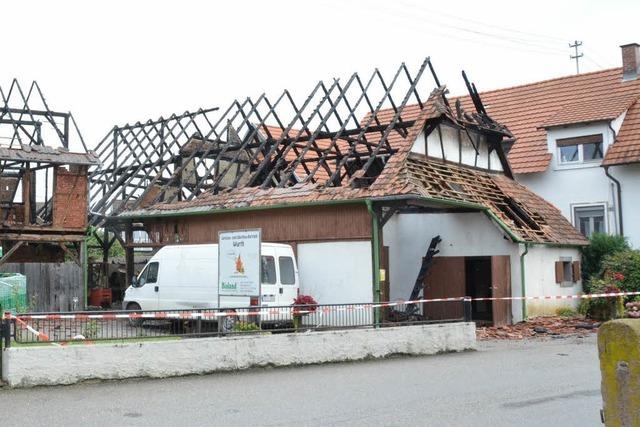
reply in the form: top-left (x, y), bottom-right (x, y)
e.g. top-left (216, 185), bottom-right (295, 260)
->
top-left (2, 0), bottom-right (638, 152)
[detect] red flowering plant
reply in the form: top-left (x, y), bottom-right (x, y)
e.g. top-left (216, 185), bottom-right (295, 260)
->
top-left (292, 294), bottom-right (318, 315)
top-left (292, 294), bottom-right (317, 330)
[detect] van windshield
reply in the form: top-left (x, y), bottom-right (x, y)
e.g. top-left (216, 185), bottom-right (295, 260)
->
top-left (261, 256), bottom-right (276, 284)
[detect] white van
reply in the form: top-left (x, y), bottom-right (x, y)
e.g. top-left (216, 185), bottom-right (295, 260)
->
top-left (123, 243), bottom-right (300, 317)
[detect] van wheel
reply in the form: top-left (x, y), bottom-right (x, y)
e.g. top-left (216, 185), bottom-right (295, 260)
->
top-left (220, 310), bottom-right (237, 334)
top-left (126, 302), bottom-right (144, 327)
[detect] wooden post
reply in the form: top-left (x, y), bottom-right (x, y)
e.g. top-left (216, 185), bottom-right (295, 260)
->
top-left (22, 165), bottom-right (31, 225)
top-left (125, 222), bottom-right (134, 288)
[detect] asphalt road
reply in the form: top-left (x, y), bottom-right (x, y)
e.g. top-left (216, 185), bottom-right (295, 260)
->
top-left (0, 335), bottom-right (602, 427)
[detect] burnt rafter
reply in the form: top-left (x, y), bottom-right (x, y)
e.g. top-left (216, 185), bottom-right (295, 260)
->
top-left (0, 80), bottom-right (94, 228)
top-left (89, 58), bottom-right (436, 225)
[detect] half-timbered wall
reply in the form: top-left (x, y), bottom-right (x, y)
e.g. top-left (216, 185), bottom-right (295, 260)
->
top-left (412, 123), bottom-right (504, 172)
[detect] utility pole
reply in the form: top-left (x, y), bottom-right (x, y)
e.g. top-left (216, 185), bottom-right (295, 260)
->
top-left (569, 40), bottom-right (583, 74)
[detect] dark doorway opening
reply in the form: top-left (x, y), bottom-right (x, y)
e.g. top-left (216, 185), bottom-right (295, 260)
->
top-left (465, 257), bottom-right (493, 325)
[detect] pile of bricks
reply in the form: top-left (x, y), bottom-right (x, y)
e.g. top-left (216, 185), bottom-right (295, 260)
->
top-left (476, 316), bottom-right (600, 340)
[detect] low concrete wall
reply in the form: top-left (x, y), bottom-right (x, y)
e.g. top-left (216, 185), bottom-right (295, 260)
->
top-left (2, 323), bottom-right (475, 387)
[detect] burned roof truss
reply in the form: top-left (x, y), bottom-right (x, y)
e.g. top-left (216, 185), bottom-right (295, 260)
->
top-left (89, 58), bottom-right (438, 225)
top-left (0, 80), bottom-right (95, 231)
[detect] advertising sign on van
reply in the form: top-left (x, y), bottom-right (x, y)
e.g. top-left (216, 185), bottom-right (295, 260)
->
top-left (218, 229), bottom-right (261, 297)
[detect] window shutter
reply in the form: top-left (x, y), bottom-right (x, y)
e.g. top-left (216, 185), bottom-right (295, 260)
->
top-left (572, 261), bottom-right (582, 282)
top-left (555, 261), bottom-right (563, 284)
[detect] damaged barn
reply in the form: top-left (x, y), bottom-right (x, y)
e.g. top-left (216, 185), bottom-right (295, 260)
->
top-left (90, 58), bottom-right (587, 325)
top-left (0, 80), bottom-right (98, 311)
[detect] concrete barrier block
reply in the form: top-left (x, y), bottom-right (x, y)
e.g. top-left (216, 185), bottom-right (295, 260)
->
top-left (2, 323), bottom-right (475, 387)
top-left (598, 319), bottom-right (640, 426)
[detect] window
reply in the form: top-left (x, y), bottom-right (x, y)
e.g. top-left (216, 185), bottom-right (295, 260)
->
top-left (139, 262), bottom-right (159, 286)
top-left (261, 256), bottom-right (276, 284)
top-left (556, 134), bottom-right (603, 165)
top-left (555, 259), bottom-right (581, 284)
top-left (279, 257), bottom-right (295, 285)
top-left (573, 205), bottom-right (606, 237)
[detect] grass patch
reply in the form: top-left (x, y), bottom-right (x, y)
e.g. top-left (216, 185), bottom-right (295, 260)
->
top-left (10, 336), bottom-right (181, 348)
top-left (555, 307), bottom-right (578, 317)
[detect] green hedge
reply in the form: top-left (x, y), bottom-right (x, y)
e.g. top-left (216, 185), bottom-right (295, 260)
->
top-left (581, 233), bottom-right (629, 292)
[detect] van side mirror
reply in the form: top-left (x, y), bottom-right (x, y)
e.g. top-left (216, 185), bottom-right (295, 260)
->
top-left (131, 276), bottom-right (139, 288)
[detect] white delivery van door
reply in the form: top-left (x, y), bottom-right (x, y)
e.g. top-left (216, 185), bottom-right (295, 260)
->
top-left (136, 261), bottom-right (160, 310)
top-left (260, 254), bottom-right (278, 305)
top-left (275, 247), bottom-right (298, 306)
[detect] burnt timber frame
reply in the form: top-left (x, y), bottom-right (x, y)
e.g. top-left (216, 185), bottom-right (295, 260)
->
top-left (89, 59), bottom-right (439, 228)
top-left (0, 80), bottom-right (92, 267)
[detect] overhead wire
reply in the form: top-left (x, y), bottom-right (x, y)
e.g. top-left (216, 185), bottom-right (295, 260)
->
top-left (360, 1), bottom-right (569, 58)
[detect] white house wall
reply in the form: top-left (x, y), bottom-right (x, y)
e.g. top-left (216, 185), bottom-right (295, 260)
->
top-left (297, 241), bottom-right (373, 304)
top-left (522, 245), bottom-right (583, 316)
top-left (515, 121), bottom-right (640, 247)
top-left (610, 163), bottom-right (640, 248)
top-left (382, 212), bottom-right (525, 322)
top-left (516, 122), bottom-right (618, 235)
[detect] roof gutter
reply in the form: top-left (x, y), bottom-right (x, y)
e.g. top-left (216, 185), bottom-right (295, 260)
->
top-left (605, 122), bottom-right (624, 236)
top-left (519, 243), bottom-right (529, 320)
top-left (111, 198), bottom-right (364, 221)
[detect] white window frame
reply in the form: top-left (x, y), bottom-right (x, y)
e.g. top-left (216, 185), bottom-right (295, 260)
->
top-left (571, 202), bottom-right (608, 236)
top-left (556, 134), bottom-right (604, 166)
top-left (559, 256), bottom-right (575, 285)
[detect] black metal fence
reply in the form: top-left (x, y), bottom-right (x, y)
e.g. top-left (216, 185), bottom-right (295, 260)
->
top-left (1, 299), bottom-right (471, 346)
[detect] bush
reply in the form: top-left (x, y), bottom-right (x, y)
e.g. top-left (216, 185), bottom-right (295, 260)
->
top-left (581, 233), bottom-right (629, 291)
top-left (601, 250), bottom-right (640, 293)
top-left (233, 321), bottom-right (260, 332)
top-left (555, 307), bottom-right (577, 317)
top-left (582, 279), bottom-right (625, 321)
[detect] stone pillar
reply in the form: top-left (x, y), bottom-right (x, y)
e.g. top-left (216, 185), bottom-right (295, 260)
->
top-left (598, 319), bottom-right (640, 426)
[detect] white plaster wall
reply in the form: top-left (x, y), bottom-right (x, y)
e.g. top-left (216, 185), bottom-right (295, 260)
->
top-left (2, 323), bottom-right (476, 387)
top-left (516, 123), bottom-right (617, 234)
top-left (523, 245), bottom-right (583, 316)
top-left (297, 241), bottom-right (373, 304)
top-left (609, 163), bottom-right (640, 248)
top-left (515, 121), bottom-right (640, 246)
top-left (382, 212), bottom-right (525, 322)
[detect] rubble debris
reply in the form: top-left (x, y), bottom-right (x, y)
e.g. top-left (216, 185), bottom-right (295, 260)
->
top-left (476, 316), bottom-right (600, 340)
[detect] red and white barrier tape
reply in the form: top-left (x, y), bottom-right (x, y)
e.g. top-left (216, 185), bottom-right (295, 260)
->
top-left (3, 291), bottom-right (639, 322)
top-left (12, 316), bottom-right (50, 341)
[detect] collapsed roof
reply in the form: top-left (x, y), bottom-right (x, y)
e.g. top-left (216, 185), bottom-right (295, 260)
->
top-left (90, 59), bottom-right (512, 222)
top-left (100, 59), bottom-right (585, 246)
top-left (0, 80), bottom-right (98, 233)
top-left (117, 94), bottom-right (586, 246)
top-left (90, 58), bottom-right (438, 222)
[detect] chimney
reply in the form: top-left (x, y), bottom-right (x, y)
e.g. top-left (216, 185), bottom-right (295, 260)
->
top-left (621, 43), bottom-right (640, 81)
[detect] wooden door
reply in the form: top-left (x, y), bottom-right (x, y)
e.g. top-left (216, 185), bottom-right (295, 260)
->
top-left (491, 255), bottom-right (512, 327)
top-left (423, 257), bottom-right (465, 320)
